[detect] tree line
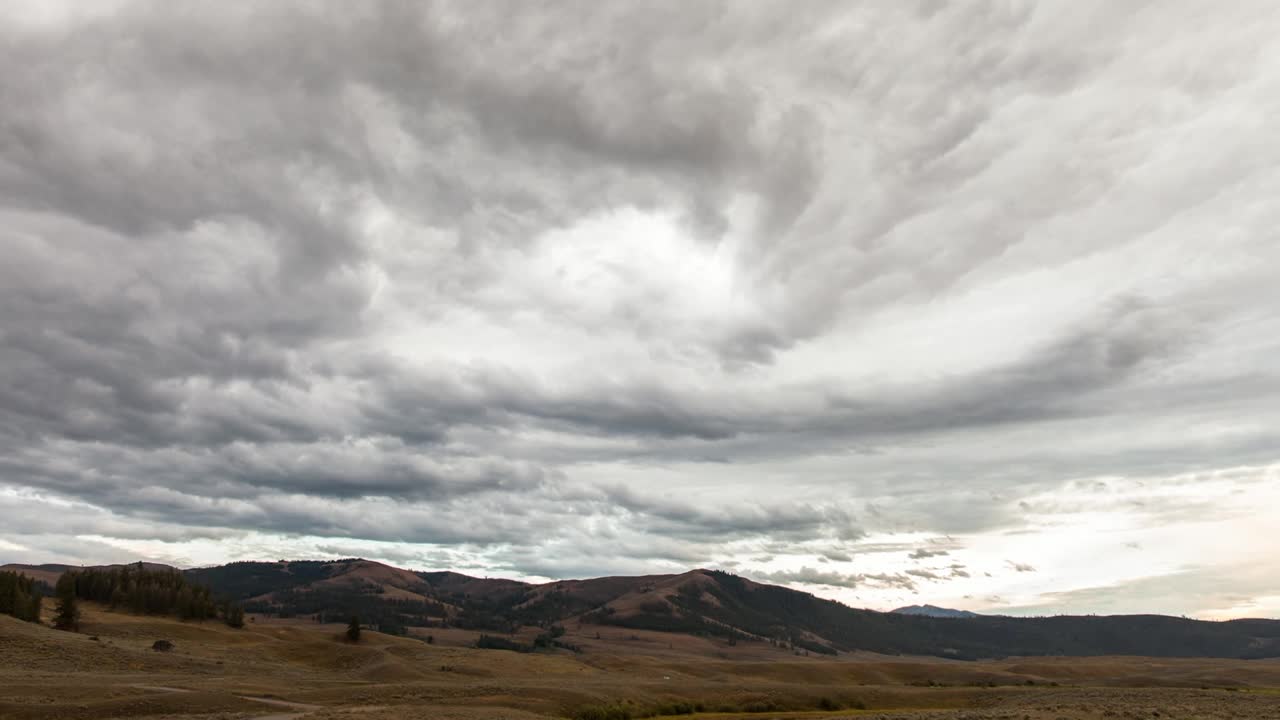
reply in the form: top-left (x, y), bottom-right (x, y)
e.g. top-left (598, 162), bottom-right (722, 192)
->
top-left (62, 564), bottom-right (217, 618)
top-left (0, 571), bottom-right (44, 623)
top-left (474, 625), bottom-right (579, 653)
top-left (244, 589), bottom-right (441, 635)
top-left (58, 564), bottom-right (244, 628)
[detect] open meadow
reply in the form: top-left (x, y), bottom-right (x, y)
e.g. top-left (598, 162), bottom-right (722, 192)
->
top-left (3, 606), bottom-right (1279, 720)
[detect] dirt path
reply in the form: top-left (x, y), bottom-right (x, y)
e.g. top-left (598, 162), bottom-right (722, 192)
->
top-left (128, 684), bottom-right (191, 694)
top-left (238, 695), bottom-right (323, 719)
top-left (129, 684), bottom-right (322, 719)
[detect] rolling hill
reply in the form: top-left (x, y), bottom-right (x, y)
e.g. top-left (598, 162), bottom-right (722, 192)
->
top-left (9, 604), bottom-right (1280, 720)
top-left (0, 562), bottom-right (176, 590)
top-left (7, 559), bottom-right (1279, 661)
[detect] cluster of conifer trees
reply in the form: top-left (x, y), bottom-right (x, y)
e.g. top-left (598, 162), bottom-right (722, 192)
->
top-left (1, 564), bottom-right (246, 631)
top-left (60, 564), bottom-right (245, 627)
top-left (63, 565), bottom-right (220, 619)
top-left (0, 571), bottom-right (43, 623)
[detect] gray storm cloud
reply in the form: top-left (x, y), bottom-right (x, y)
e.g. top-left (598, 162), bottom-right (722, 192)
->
top-left (1, 1), bottom-right (1278, 614)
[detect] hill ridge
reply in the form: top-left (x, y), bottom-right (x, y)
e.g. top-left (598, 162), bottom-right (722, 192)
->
top-left (9, 558), bottom-right (1280, 660)
top-left (892, 604), bottom-right (981, 618)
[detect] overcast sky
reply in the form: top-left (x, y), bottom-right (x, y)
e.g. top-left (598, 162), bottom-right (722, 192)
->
top-left (2, 1), bottom-right (1278, 619)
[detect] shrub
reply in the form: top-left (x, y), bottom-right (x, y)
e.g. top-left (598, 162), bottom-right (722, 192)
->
top-left (648, 700), bottom-right (699, 716)
top-left (570, 703), bottom-right (633, 720)
top-left (477, 634), bottom-right (530, 652)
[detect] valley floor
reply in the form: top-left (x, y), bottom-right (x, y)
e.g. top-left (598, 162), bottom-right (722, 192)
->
top-left (3, 607), bottom-right (1279, 720)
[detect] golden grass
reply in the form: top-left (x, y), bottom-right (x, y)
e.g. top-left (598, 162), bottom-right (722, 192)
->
top-left (4, 607), bottom-right (1280, 720)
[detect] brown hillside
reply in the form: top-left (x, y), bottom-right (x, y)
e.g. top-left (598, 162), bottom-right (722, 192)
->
top-left (522, 572), bottom-right (690, 612)
top-left (305, 559), bottom-right (435, 601)
top-left (232, 559), bottom-right (440, 604)
top-left (1, 562), bottom-right (178, 587)
top-left (418, 570), bottom-right (530, 599)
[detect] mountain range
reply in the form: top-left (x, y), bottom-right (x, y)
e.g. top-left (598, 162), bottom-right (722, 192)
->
top-left (5, 558), bottom-right (1279, 661)
top-left (891, 604), bottom-right (981, 618)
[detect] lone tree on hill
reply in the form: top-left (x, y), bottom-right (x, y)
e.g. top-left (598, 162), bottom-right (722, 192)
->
top-left (53, 574), bottom-right (80, 631)
top-left (224, 602), bottom-right (245, 629)
top-left (346, 615), bottom-right (361, 642)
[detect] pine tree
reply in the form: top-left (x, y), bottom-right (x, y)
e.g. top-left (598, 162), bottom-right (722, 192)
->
top-left (225, 603), bottom-right (245, 629)
top-left (27, 594), bottom-right (43, 624)
top-left (54, 575), bottom-right (80, 631)
top-left (346, 615), bottom-right (361, 642)
top-left (0, 571), bottom-right (15, 616)
top-left (176, 586), bottom-right (193, 619)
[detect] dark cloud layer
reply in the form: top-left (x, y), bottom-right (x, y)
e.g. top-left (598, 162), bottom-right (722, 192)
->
top-left (1, 1), bottom-right (1278, 615)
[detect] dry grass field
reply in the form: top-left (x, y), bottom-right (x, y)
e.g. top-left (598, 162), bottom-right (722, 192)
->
top-left (3, 605), bottom-right (1279, 720)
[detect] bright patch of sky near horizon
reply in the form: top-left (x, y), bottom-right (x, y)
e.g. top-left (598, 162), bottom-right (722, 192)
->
top-left (1, 1), bottom-right (1278, 619)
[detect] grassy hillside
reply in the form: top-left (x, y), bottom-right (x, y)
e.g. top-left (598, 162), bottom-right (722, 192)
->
top-left (10, 560), bottom-right (1280, 661)
top-left (598, 570), bottom-right (1280, 660)
top-left (183, 563), bottom-right (1280, 660)
top-left (4, 604), bottom-right (1280, 720)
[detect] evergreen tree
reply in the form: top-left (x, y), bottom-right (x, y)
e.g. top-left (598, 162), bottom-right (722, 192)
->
top-left (26, 593), bottom-right (42, 624)
top-left (346, 615), bottom-right (361, 642)
top-left (0, 571), bottom-right (15, 616)
top-left (177, 586), bottom-right (195, 620)
top-left (224, 602), bottom-right (245, 628)
top-left (54, 574), bottom-right (80, 631)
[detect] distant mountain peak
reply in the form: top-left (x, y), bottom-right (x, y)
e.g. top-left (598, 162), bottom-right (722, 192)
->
top-left (891, 604), bottom-right (980, 618)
